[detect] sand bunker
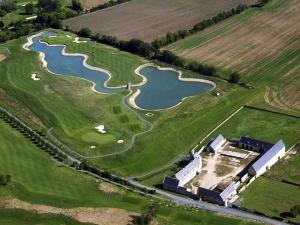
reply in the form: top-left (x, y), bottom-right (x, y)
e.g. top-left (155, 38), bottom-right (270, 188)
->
top-left (98, 182), bottom-right (121, 194)
top-left (66, 35), bottom-right (72, 38)
top-left (0, 197), bottom-right (136, 225)
top-left (26, 16), bottom-right (37, 20)
top-left (95, 125), bottom-right (106, 133)
top-left (31, 73), bottom-right (40, 81)
top-left (73, 37), bottom-right (87, 43)
top-left (117, 140), bottom-right (124, 144)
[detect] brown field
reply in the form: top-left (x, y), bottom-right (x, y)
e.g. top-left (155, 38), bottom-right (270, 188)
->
top-left (80, 0), bottom-right (110, 9)
top-left (64, 0), bottom-right (256, 42)
top-left (168, 0), bottom-right (300, 110)
top-left (0, 197), bottom-right (137, 225)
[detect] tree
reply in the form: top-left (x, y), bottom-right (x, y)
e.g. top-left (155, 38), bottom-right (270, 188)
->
top-left (78, 27), bottom-right (92, 38)
top-left (25, 3), bottom-right (34, 15)
top-left (290, 205), bottom-right (300, 218)
top-left (0, 0), bottom-right (17, 13)
top-left (0, 21), bottom-right (4, 29)
top-left (229, 72), bottom-right (240, 83)
top-left (38, 0), bottom-right (61, 12)
top-left (71, 0), bottom-right (83, 12)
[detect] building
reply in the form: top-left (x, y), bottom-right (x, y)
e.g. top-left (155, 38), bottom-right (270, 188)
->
top-left (248, 140), bottom-right (285, 177)
top-left (163, 151), bottom-right (202, 199)
top-left (175, 157), bottom-right (202, 187)
top-left (239, 136), bottom-right (273, 153)
top-left (207, 134), bottom-right (226, 153)
top-left (199, 182), bottom-right (238, 206)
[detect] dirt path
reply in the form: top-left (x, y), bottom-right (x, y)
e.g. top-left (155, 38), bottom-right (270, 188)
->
top-left (0, 197), bottom-right (137, 225)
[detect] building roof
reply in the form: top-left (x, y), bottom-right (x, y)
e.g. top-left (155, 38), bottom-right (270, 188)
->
top-left (250, 140), bottom-right (285, 173)
top-left (220, 182), bottom-right (237, 201)
top-left (175, 157), bottom-right (201, 181)
top-left (239, 136), bottom-right (273, 152)
top-left (209, 134), bottom-right (225, 151)
top-left (163, 176), bottom-right (179, 187)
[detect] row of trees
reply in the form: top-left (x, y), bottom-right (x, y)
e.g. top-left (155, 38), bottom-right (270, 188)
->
top-left (151, 4), bottom-right (248, 48)
top-left (90, 0), bottom-right (131, 12)
top-left (74, 27), bottom-right (219, 78)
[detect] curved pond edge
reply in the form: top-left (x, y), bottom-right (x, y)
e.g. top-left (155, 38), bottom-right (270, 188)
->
top-left (24, 33), bottom-right (216, 111)
top-left (23, 32), bottom-right (147, 95)
top-left (128, 63), bottom-right (216, 111)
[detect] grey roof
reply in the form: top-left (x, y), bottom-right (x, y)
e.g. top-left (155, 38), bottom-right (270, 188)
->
top-left (239, 136), bottom-right (273, 152)
top-left (220, 182), bottom-right (237, 201)
top-left (175, 158), bottom-right (201, 181)
top-left (209, 134), bottom-right (225, 150)
top-left (163, 176), bottom-right (179, 188)
top-left (250, 140), bottom-right (285, 173)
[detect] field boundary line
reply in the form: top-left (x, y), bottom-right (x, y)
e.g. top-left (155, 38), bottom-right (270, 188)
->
top-left (244, 105), bottom-right (300, 119)
top-left (199, 105), bottom-right (244, 145)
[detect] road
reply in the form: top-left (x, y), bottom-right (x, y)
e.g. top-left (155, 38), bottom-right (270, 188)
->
top-left (128, 179), bottom-right (288, 225)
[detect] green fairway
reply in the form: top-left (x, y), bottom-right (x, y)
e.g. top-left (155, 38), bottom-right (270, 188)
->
top-left (0, 35), bottom-right (147, 156)
top-left (0, 209), bottom-right (92, 225)
top-left (204, 107), bottom-right (300, 148)
top-left (0, 119), bottom-right (148, 210)
top-left (240, 177), bottom-right (300, 223)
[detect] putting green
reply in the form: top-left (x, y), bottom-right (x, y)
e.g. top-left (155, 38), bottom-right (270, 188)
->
top-left (81, 131), bottom-right (115, 145)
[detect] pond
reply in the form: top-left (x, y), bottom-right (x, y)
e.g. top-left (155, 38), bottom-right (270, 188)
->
top-left (28, 32), bottom-right (214, 110)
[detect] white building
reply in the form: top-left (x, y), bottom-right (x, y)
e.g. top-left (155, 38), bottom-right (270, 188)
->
top-left (248, 140), bottom-right (285, 177)
top-left (220, 182), bottom-right (238, 207)
top-left (207, 134), bottom-right (226, 153)
top-left (175, 156), bottom-right (202, 187)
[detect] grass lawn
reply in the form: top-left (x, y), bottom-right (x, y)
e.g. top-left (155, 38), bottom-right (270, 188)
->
top-left (265, 145), bottom-right (300, 184)
top-left (240, 177), bottom-right (300, 223)
top-left (0, 119), bottom-right (148, 210)
top-left (0, 116), bottom-right (263, 225)
top-left (0, 209), bottom-right (93, 225)
top-left (204, 107), bottom-right (300, 148)
top-left (0, 34), bottom-right (147, 156)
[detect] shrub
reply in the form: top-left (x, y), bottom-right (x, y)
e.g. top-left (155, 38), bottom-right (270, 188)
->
top-left (78, 27), bottom-right (92, 38)
top-left (229, 72), bottom-right (240, 83)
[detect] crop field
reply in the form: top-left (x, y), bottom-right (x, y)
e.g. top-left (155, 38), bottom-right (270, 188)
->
top-left (167, 0), bottom-right (300, 110)
top-left (0, 118), bottom-right (261, 225)
top-left (80, 0), bottom-right (110, 9)
top-left (64, 0), bottom-right (256, 42)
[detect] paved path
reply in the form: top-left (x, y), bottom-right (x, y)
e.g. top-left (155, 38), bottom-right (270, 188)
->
top-left (128, 179), bottom-right (288, 225)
